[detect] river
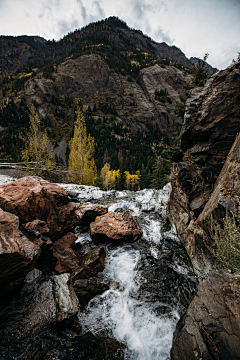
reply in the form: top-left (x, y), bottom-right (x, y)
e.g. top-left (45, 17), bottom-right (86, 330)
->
top-left (59, 183), bottom-right (197, 360)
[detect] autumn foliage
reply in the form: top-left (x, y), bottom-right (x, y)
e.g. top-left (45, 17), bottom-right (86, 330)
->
top-left (22, 105), bottom-right (55, 175)
top-left (67, 106), bottom-right (97, 185)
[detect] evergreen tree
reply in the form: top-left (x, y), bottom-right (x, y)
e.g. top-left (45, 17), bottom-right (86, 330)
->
top-left (68, 106), bottom-right (97, 185)
top-left (150, 157), bottom-right (171, 189)
top-left (22, 105), bottom-right (55, 175)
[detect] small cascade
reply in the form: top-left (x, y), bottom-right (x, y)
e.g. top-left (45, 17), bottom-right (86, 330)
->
top-left (60, 183), bottom-right (197, 360)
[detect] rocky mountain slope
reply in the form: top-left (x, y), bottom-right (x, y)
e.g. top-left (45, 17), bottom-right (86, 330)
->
top-left (0, 16), bottom-right (214, 182)
top-left (169, 61), bottom-right (240, 359)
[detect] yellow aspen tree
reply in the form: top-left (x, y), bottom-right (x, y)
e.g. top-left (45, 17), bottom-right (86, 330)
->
top-left (124, 171), bottom-right (140, 191)
top-left (131, 173), bottom-right (140, 191)
top-left (22, 105), bottom-right (55, 175)
top-left (100, 162), bottom-right (111, 190)
top-left (68, 106), bottom-right (97, 185)
top-left (124, 171), bottom-right (131, 190)
top-left (112, 169), bottom-right (121, 189)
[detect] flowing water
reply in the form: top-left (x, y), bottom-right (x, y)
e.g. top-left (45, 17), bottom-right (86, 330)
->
top-left (59, 183), bottom-right (197, 360)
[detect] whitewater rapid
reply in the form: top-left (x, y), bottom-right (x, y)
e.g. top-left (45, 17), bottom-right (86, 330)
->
top-left (59, 183), bottom-right (196, 360)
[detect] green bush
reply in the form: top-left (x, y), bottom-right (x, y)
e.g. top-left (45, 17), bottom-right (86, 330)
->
top-left (210, 208), bottom-right (240, 271)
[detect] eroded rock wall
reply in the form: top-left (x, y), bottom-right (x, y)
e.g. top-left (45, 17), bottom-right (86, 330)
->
top-left (169, 62), bottom-right (240, 359)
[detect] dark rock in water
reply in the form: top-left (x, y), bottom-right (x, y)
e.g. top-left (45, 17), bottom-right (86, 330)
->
top-left (75, 202), bottom-right (108, 226)
top-left (74, 279), bottom-right (119, 305)
top-left (72, 247), bottom-right (106, 280)
top-left (0, 208), bottom-right (41, 294)
top-left (139, 239), bottom-right (197, 314)
top-left (0, 177), bottom-right (80, 241)
top-left (20, 268), bottom-right (42, 297)
top-left (52, 232), bottom-right (79, 274)
top-left (90, 210), bottom-right (142, 243)
top-left (171, 275), bottom-right (240, 360)
top-left (0, 329), bottom-right (125, 360)
top-left (0, 273), bottom-right (79, 342)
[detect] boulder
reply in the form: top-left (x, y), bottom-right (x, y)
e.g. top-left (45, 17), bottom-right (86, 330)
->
top-left (72, 247), bottom-right (106, 280)
top-left (20, 268), bottom-right (42, 297)
top-left (0, 329), bottom-right (125, 360)
top-left (74, 279), bottom-right (118, 305)
top-left (52, 232), bottom-right (79, 274)
top-left (75, 202), bottom-right (108, 226)
top-left (0, 273), bottom-right (79, 342)
top-left (0, 177), bottom-right (79, 240)
top-left (0, 208), bottom-right (41, 294)
top-left (90, 210), bottom-right (142, 243)
top-left (21, 219), bottom-right (53, 248)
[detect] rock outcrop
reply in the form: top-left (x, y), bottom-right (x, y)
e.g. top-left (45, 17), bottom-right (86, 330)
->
top-left (171, 275), bottom-right (240, 360)
top-left (0, 209), bottom-right (41, 294)
top-left (0, 177), bottom-right (79, 240)
top-left (90, 210), bottom-right (142, 243)
top-left (75, 202), bottom-right (108, 226)
top-left (170, 62), bottom-right (240, 270)
top-left (52, 232), bottom-right (79, 274)
top-left (74, 279), bottom-right (118, 306)
top-left (72, 247), bottom-right (106, 280)
top-left (0, 273), bottom-right (79, 342)
top-left (169, 62), bottom-right (240, 358)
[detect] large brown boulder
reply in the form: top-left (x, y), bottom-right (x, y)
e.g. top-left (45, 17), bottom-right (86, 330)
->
top-left (52, 232), bottom-right (79, 274)
top-left (75, 202), bottom-right (108, 226)
top-left (0, 209), bottom-right (41, 294)
top-left (0, 177), bottom-right (79, 241)
top-left (90, 210), bottom-right (142, 243)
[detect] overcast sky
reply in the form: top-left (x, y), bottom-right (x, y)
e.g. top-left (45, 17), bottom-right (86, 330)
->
top-left (0, 0), bottom-right (239, 69)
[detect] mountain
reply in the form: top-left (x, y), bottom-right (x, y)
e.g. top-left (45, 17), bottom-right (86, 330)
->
top-left (0, 16), bottom-right (215, 185)
top-left (190, 56), bottom-right (218, 75)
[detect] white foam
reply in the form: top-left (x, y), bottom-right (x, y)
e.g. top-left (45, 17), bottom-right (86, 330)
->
top-left (0, 175), bottom-right (15, 185)
top-left (75, 231), bottom-right (92, 244)
top-left (80, 247), bottom-right (180, 360)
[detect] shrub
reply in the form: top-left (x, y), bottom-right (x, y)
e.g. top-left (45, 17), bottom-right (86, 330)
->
top-left (210, 208), bottom-right (240, 271)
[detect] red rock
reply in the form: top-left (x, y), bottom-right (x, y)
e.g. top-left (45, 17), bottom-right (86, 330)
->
top-left (90, 210), bottom-right (142, 243)
top-left (22, 219), bottom-right (52, 247)
top-left (0, 208), bottom-right (41, 294)
top-left (0, 177), bottom-right (79, 241)
top-left (52, 232), bottom-right (79, 274)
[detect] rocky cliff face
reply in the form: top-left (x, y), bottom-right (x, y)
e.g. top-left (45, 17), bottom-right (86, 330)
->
top-left (169, 61), bottom-right (240, 359)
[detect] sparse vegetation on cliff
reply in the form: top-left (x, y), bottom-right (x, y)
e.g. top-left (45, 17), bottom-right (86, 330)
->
top-left (210, 209), bottom-right (240, 271)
